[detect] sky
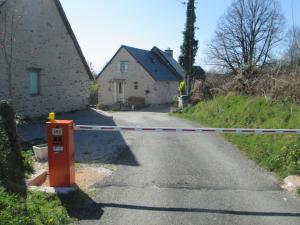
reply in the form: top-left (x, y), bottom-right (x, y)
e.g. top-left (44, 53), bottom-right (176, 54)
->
top-left (60, 0), bottom-right (300, 72)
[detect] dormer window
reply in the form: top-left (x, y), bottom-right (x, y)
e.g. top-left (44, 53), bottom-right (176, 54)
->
top-left (118, 61), bottom-right (128, 73)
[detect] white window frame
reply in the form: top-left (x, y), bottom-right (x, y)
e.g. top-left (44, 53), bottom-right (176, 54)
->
top-left (118, 61), bottom-right (128, 73)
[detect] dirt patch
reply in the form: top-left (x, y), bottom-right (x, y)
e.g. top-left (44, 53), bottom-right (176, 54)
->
top-left (282, 175), bottom-right (300, 192)
top-left (41, 167), bottom-right (111, 191)
top-left (29, 161), bottom-right (112, 192)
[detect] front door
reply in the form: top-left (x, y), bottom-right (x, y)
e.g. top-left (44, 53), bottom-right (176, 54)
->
top-left (114, 81), bottom-right (125, 103)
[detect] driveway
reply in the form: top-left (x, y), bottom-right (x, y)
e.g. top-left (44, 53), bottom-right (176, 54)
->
top-left (75, 105), bottom-right (300, 225)
top-left (18, 109), bottom-right (133, 164)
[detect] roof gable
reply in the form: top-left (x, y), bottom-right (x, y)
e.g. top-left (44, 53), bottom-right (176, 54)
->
top-left (54, 0), bottom-right (93, 80)
top-left (123, 45), bottom-right (181, 81)
top-left (97, 45), bottom-right (184, 81)
top-left (96, 46), bottom-right (124, 80)
top-left (0, 0), bottom-right (6, 7)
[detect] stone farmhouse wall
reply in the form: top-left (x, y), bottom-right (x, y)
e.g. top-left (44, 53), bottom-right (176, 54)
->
top-left (0, 0), bottom-right (91, 117)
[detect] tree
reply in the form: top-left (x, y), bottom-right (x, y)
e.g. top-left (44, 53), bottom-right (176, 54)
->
top-left (0, 101), bottom-right (26, 196)
top-left (285, 26), bottom-right (300, 66)
top-left (208, 0), bottom-right (284, 77)
top-left (179, 0), bottom-right (198, 97)
top-left (0, 0), bottom-right (21, 99)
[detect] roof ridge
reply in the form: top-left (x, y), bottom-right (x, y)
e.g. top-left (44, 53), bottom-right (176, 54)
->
top-left (122, 45), bottom-right (150, 52)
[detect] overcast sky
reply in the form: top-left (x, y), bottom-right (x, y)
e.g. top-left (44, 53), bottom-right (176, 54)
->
top-left (60, 0), bottom-right (300, 72)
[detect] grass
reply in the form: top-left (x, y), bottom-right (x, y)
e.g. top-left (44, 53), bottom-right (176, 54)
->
top-left (0, 187), bottom-right (74, 225)
top-left (174, 93), bottom-right (300, 179)
top-left (0, 150), bottom-right (74, 225)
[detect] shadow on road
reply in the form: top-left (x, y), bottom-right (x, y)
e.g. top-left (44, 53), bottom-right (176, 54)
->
top-left (99, 203), bottom-right (300, 217)
top-left (58, 187), bottom-right (103, 221)
top-left (18, 108), bottom-right (139, 166)
top-left (66, 109), bottom-right (139, 166)
top-left (59, 192), bottom-right (300, 223)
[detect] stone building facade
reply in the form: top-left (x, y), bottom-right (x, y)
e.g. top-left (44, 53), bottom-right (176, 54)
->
top-left (97, 46), bottom-right (183, 105)
top-left (0, 0), bottom-right (92, 116)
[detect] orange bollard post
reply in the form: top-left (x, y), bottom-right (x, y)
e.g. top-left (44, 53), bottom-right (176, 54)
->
top-left (46, 113), bottom-right (75, 187)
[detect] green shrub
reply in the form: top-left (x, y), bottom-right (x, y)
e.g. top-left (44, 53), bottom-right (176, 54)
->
top-left (178, 81), bottom-right (186, 96)
top-left (0, 187), bottom-right (74, 225)
top-left (21, 150), bottom-right (34, 176)
top-left (96, 103), bottom-right (108, 111)
top-left (89, 81), bottom-right (100, 105)
top-left (174, 93), bottom-right (300, 178)
top-left (26, 192), bottom-right (74, 225)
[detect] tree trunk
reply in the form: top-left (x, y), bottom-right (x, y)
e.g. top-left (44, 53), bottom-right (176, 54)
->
top-left (7, 64), bottom-right (13, 99)
top-left (0, 101), bottom-right (21, 154)
top-left (0, 101), bottom-right (26, 196)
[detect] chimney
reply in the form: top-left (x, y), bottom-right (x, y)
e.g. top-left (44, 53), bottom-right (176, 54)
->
top-left (165, 48), bottom-right (173, 58)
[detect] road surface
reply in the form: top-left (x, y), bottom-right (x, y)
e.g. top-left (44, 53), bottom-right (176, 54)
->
top-left (79, 105), bottom-right (300, 225)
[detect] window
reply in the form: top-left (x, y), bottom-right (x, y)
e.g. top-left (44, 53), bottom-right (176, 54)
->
top-left (134, 81), bottom-right (138, 90)
top-left (29, 70), bottom-right (40, 96)
top-left (118, 61), bottom-right (128, 73)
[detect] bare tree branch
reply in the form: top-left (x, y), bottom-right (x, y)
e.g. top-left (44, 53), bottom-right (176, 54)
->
top-left (0, 0), bottom-right (21, 98)
top-left (285, 26), bottom-right (300, 66)
top-left (207, 0), bottom-right (285, 76)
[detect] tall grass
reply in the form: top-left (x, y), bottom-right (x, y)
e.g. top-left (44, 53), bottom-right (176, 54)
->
top-left (175, 93), bottom-right (300, 178)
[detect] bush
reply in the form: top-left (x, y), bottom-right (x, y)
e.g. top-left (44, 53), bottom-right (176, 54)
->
top-left (88, 81), bottom-right (100, 105)
top-left (219, 65), bottom-right (300, 103)
top-left (96, 103), bottom-right (108, 111)
top-left (178, 81), bottom-right (186, 96)
top-left (175, 93), bottom-right (300, 178)
top-left (21, 150), bottom-right (34, 177)
top-left (0, 187), bottom-right (73, 225)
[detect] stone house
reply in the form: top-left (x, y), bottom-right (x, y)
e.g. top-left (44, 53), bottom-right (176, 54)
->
top-left (0, 0), bottom-right (92, 117)
top-left (97, 45), bottom-right (184, 105)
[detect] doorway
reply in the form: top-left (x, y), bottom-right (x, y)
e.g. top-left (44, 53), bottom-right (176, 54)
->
top-left (114, 81), bottom-right (125, 103)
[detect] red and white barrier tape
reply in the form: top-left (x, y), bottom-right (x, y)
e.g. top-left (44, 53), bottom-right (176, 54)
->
top-left (74, 125), bottom-right (300, 134)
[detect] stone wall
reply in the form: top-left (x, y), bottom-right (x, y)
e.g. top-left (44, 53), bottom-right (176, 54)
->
top-left (0, 0), bottom-right (90, 117)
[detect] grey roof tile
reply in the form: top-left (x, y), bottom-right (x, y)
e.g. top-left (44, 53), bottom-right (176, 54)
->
top-left (123, 45), bottom-right (183, 81)
top-left (152, 47), bottom-right (184, 80)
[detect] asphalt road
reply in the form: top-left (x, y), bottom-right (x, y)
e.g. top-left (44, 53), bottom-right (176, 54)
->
top-left (79, 105), bottom-right (300, 225)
